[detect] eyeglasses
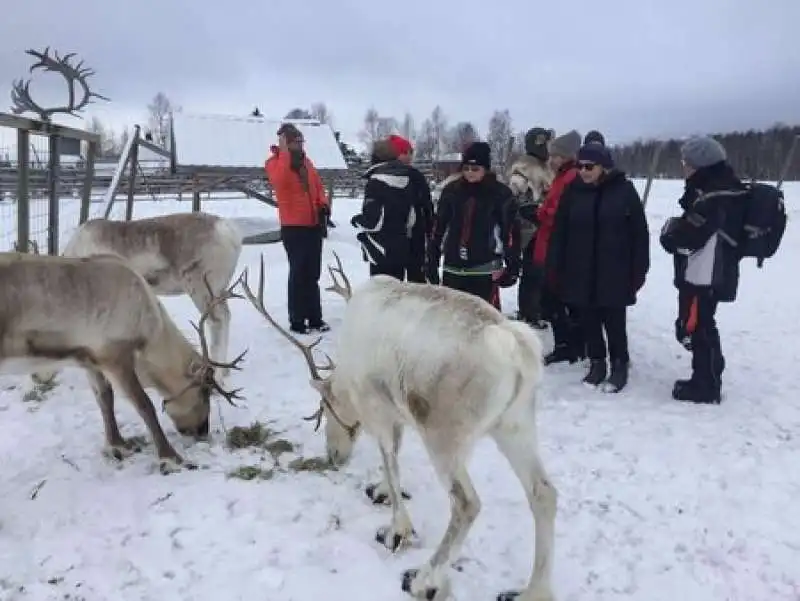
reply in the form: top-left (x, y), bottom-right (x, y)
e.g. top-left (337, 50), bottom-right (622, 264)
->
top-left (578, 162), bottom-right (598, 171)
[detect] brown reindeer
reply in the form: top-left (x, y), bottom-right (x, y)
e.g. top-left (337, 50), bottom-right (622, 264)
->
top-left (0, 252), bottom-right (245, 473)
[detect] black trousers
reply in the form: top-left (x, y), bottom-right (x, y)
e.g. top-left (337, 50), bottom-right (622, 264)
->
top-left (678, 290), bottom-right (725, 388)
top-left (370, 262), bottom-right (426, 283)
top-left (581, 306), bottom-right (629, 363)
top-left (281, 226), bottom-right (323, 326)
top-left (517, 247), bottom-right (544, 320)
top-left (442, 271), bottom-right (494, 303)
top-left (542, 287), bottom-right (585, 355)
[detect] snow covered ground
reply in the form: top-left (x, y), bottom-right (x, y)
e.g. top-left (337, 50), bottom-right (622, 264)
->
top-left (0, 180), bottom-right (798, 601)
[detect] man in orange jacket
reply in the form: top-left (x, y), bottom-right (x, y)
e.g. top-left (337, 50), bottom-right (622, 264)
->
top-left (265, 123), bottom-right (331, 334)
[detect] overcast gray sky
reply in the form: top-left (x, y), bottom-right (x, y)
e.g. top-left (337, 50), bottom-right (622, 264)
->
top-left (1, 0), bottom-right (798, 148)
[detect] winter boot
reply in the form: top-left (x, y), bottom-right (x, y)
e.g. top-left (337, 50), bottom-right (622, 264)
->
top-left (582, 359), bottom-right (607, 386)
top-left (672, 378), bottom-right (721, 404)
top-left (544, 344), bottom-right (580, 366)
top-left (601, 360), bottom-right (629, 393)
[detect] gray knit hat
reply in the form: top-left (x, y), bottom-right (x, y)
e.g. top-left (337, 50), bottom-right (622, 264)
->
top-left (680, 136), bottom-right (727, 169)
top-left (549, 129), bottom-right (582, 158)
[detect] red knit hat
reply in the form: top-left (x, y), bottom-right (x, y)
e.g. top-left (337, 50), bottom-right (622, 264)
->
top-left (387, 134), bottom-right (413, 156)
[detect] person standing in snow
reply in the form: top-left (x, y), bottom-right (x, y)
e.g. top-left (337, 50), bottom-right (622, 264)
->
top-left (659, 136), bottom-right (748, 404)
top-left (533, 130), bottom-right (586, 364)
top-left (350, 139), bottom-right (419, 281)
top-left (265, 123), bottom-right (331, 334)
top-left (426, 141), bottom-right (520, 302)
top-left (547, 143), bottom-right (650, 392)
top-left (508, 127), bottom-right (554, 327)
top-left (387, 134), bottom-right (434, 283)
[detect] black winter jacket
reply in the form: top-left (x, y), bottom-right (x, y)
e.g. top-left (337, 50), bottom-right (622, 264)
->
top-left (351, 160), bottom-right (417, 268)
top-left (547, 169), bottom-right (650, 307)
top-left (408, 166), bottom-right (434, 267)
top-left (429, 173), bottom-right (518, 274)
top-left (659, 161), bottom-right (747, 302)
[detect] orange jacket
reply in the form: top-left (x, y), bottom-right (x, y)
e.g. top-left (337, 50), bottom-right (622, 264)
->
top-left (265, 147), bottom-right (329, 226)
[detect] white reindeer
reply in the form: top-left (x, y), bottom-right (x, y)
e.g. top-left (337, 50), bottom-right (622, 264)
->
top-left (240, 254), bottom-right (557, 601)
top-left (1, 252), bottom-right (245, 473)
top-left (35, 212), bottom-right (242, 386)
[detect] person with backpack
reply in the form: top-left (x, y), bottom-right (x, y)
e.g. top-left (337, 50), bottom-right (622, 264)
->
top-left (659, 136), bottom-right (752, 403)
top-left (350, 139), bottom-right (419, 281)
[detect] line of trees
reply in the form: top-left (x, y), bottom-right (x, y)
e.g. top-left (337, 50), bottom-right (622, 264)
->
top-left (611, 124), bottom-right (800, 181)
top-left (85, 95), bottom-right (800, 180)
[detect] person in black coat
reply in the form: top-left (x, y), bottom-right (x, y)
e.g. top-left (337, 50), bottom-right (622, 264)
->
top-left (427, 142), bottom-right (520, 302)
top-left (547, 144), bottom-right (650, 392)
top-left (350, 140), bottom-right (418, 281)
top-left (659, 136), bottom-right (748, 404)
top-left (387, 134), bottom-right (433, 283)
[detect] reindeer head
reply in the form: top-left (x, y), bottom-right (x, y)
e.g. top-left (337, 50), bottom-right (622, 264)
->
top-left (162, 279), bottom-right (246, 439)
top-left (239, 252), bottom-right (360, 465)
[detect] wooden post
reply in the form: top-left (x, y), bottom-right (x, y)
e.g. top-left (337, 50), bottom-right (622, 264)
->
top-left (125, 127), bottom-right (140, 221)
top-left (641, 141), bottom-right (665, 210)
top-left (16, 128), bottom-right (30, 252)
top-left (191, 176), bottom-right (201, 212)
top-left (47, 134), bottom-right (61, 255)
top-left (80, 139), bottom-right (97, 224)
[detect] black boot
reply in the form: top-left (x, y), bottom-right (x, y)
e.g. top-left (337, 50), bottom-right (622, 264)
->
top-left (544, 344), bottom-right (580, 366)
top-left (601, 360), bottom-right (629, 393)
top-left (672, 378), bottom-right (721, 404)
top-left (582, 360), bottom-right (607, 386)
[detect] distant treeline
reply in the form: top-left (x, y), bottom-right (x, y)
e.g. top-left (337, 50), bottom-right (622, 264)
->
top-left (611, 124), bottom-right (800, 181)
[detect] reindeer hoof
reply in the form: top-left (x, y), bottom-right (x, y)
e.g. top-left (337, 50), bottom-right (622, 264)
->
top-left (376, 524), bottom-right (416, 552)
top-left (365, 482), bottom-right (412, 505)
top-left (401, 568), bottom-right (449, 600)
top-left (496, 593), bottom-right (520, 601)
top-left (497, 591), bottom-right (553, 601)
top-left (158, 456), bottom-right (191, 475)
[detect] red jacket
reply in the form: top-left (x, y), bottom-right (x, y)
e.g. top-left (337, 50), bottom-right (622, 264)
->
top-left (532, 162), bottom-right (578, 266)
top-left (265, 147), bottom-right (329, 227)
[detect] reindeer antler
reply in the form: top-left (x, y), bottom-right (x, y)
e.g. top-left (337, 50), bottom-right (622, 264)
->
top-left (325, 251), bottom-right (352, 301)
top-left (190, 276), bottom-right (248, 405)
top-left (239, 255), bottom-right (359, 433)
top-left (10, 47), bottom-right (110, 121)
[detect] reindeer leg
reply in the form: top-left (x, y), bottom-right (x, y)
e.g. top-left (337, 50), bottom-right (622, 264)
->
top-left (401, 460), bottom-right (480, 601)
top-left (106, 359), bottom-right (195, 475)
top-left (366, 423), bottom-right (412, 505)
top-left (491, 401), bottom-right (557, 601)
top-left (374, 424), bottom-right (416, 552)
top-left (85, 367), bottom-right (144, 460)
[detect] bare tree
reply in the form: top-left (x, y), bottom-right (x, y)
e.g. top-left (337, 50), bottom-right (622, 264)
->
top-left (400, 112), bottom-right (415, 141)
top-left (415, 118), bottom-right (436, 160)
top-left (486, 109), bottom-right (514, 170)
top-left (358, 107), bottom-right (381, 147)
top-left (147, 92), bottom-right (173, 148)
top-left (430, 106), bottom-right (448, 160)
top-left (284, 107), bottom-right (312, 119)
top-left (447, 121), bottom-right (479, 153)
top-left (376, 116), bottom-right (399, 138)
top-left (310, 102), bottom-right (333, 125)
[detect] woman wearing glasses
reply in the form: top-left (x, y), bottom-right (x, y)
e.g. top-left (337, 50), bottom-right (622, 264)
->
top-left (426, 141), bottom-right (519, 303)
top-left (547, 143), bottom-right (650, 393)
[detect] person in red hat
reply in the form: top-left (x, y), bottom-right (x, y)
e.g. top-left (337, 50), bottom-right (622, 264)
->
top-left (386, 135), bottom-right (434, 283)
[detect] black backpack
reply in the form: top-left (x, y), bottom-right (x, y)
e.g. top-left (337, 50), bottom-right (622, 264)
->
top-left (739, 182), bottom-right (787, 268)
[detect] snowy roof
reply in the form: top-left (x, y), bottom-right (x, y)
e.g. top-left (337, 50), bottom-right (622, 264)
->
top-left (171, 113), bottom-right (347, 171)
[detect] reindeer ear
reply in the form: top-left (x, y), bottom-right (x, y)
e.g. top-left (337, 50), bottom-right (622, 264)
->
top-left (310, 378), bottom-right (330, 395)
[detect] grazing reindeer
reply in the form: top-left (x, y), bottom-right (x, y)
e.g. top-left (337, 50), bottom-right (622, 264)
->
top-left (1, 252), bottom-right (245, 473)
top-left (34, 212), bottom-right (242, 386)
top-left (240, 254), bottom-right (557, 601)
